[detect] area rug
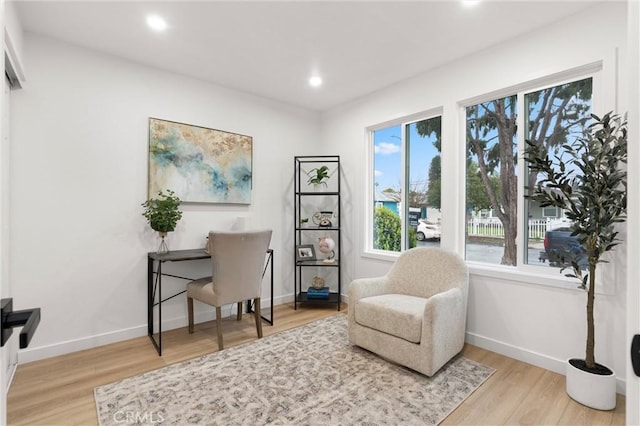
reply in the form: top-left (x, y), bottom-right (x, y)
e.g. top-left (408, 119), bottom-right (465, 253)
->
top-left (95, 314), bottom-right (494, 425)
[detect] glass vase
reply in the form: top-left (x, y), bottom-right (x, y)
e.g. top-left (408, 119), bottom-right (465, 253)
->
top-left (158, 232), bottom-right (169, 254)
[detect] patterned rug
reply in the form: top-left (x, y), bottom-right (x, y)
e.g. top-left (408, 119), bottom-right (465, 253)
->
top-left (94, 314), bottom-right (494, 425)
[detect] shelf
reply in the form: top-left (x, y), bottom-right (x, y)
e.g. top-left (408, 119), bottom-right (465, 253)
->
top-left (297, 292), bottom-right (341, 304)
top-left (295, 156), bottom-right (340, 163)
top-left (296, 259), bottom-right (340, 267)
top-left (296, 191), bottom-right (340, 196)
top-left (294, 155), bottom-right (341, 311)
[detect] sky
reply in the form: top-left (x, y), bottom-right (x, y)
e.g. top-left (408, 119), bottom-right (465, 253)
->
top-left (373, 120), bottom-right (440, 193)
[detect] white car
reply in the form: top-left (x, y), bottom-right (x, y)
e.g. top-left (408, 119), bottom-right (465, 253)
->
top-left (416, 221), bottom-right (441, 241)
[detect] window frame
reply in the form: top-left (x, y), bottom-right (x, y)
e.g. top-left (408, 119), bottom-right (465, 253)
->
top-left (364, 108), bottom-right (443, 261)
top-left (460, 60), bottom-right (616, 292)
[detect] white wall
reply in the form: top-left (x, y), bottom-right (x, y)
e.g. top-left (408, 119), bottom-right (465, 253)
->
top-left (322, 3), bottom-right (629, 392)
top-left (4, 1), bottom-right (25, 82)
top-left (10, 34), bottom-right (320, 362)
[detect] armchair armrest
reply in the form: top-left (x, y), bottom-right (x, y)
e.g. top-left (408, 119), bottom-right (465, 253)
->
top-left (423, 286), bottom-right (467, 325)
top-left (348, 276), bottom-right (392, 303)
top-left (423, 286), bottom-right (468, 354)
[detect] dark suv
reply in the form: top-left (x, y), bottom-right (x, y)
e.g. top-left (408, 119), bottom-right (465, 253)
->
top-left (540, 227), bottom-right (587, 268)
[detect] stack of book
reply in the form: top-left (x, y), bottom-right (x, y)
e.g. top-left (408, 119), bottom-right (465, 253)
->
top-left (306, 286), bottom-right (330, 299)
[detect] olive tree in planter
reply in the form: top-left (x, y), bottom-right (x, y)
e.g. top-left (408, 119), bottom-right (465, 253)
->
top-left (524, 112), bottom-right (627, 410)
top-left (142, 189), bottom-right (183, 254)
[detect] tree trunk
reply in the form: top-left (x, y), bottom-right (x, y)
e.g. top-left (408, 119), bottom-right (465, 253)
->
top-left (501, 215), bottom-right (518, 265)
top-left (495, 102), bottom-right (518, 265)
top-left (585, 259), bottom-right (596, 369)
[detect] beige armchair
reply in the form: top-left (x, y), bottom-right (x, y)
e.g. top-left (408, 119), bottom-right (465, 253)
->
top-left (187, 230), bottom-right (272, 350)
top-left (347, 247), bottom-right (468, 376)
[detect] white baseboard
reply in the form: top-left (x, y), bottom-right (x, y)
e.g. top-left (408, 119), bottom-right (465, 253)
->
top-left (465, 331), bottom-right (626, 395)
top-left (18, 296), bottom-right (291, 364)
top-left (18, 324), bottom-right (149, 364)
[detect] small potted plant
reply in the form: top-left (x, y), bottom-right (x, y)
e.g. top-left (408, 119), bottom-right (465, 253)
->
top-left (307, 165), bottom-right (330, 188)
top-left (524, 111), bottom-right (627, 410)
top-left (300, 217), bottom-right (309, 228)
top-left (142, 189), bottom-right (183, 253)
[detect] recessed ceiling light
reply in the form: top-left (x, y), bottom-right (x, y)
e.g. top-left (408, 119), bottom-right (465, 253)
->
top-left (462, 0), bottom-right (481, 7)
top-left (146, 15), bottom-right (168, 32)
top-left (309, 76), bottom-right (323, 87)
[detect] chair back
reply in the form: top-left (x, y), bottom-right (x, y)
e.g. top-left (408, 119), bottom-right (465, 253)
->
top-left (387, 247), bottom-right (468, 298)
top-left (207, 230), bottom-right (272, 306)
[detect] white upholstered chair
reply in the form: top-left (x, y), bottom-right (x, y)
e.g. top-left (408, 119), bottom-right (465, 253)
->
top-left (347, 247), bottom-right (468, 376)
top-left (187, 230), bottom-right (272, 350)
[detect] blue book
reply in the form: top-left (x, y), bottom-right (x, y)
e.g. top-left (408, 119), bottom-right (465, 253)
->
top-left (307, 286), bottom-right (330, 299)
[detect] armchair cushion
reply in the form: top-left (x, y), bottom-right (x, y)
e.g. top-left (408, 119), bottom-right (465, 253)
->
top-left (354, 294), bottom-right (426, 343)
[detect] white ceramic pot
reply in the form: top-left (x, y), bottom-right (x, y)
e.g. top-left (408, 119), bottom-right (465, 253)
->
top-left (566, 358), bottom-right (616, 410)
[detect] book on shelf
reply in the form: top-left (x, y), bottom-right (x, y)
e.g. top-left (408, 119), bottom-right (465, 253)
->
top-left (306, 286), bottom-right (330, 299)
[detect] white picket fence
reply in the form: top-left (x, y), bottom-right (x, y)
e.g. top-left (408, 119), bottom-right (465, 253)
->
top-left (467, 217), bottom-right (571, 240)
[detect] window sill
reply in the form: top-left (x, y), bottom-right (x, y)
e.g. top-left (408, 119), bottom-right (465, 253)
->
top-left (361, 250), bottom-right (612, 295)
top-left (361, 249), bottom-right (400, 263)
top-left (467, 262), bottom-right (613, 295)
top-left (467, 262), bottom-right (581, 289)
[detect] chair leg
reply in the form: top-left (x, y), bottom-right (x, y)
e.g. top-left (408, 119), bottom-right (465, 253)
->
top-left (187, 297), bottom-right (194, 334)
top-left (237, 301), bottom-right (243, 321)
top-left (254, 297), bottom-right (263, 339)
top-left (216, 306), bottom-right (224, 350)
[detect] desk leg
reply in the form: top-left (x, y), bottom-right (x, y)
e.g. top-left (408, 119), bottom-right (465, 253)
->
top-left (147, 257), bottom-right (162, 356)
top-left (157, 261), bottom-right (162, 355)
top-left (269, 250), bottom-right (273, 324)
top-left (247, 250), bottom-right (274, 325)
top-left (147, 256), bottom-right (153, 337)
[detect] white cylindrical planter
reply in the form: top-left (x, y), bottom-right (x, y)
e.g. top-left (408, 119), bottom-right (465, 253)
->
top-left (566, 358), bottom-right (616, 410)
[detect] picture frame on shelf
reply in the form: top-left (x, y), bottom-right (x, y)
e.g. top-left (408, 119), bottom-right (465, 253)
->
top-left (296, 244), bottom-right (316, 262)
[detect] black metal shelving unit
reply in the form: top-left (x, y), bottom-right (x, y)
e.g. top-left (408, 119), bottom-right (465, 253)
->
top-left (294, 155), bottom-right (341, 310)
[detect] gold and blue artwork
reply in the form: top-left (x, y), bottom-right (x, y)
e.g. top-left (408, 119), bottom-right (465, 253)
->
top-left (148, 118), bottom-right (252, 204)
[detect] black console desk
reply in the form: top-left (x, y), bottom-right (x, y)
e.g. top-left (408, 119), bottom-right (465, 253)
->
top-left (147, 248), bottom-right (274, 356)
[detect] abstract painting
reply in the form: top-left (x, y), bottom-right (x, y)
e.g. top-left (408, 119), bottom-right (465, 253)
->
top-left (148, 118), bottom-right (252, 204)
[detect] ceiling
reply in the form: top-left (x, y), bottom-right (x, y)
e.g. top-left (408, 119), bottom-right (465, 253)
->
top-left (14, 1), bottom-right (609, 112)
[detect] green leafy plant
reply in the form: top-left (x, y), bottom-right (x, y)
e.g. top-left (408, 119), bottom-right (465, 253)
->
top-left (373, 206), bottom-right (401, 251)
top-left (373, 206), bottom-right (417, 251)
top-left (141, 190), bottom-right (183, 233)
top-left (524, 112), bottom-right (627, 371)
top-left (307, 165), bottom-right (330, 187)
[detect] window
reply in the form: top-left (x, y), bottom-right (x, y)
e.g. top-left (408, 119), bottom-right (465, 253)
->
top-left (464, 76), bottom-right (593, 269)
top-left (465, 95), bottom-right (518, 265)
top-left (370, 114), bottom-right (442, 254)
top-left (542, 206), bottom-right (558, 218)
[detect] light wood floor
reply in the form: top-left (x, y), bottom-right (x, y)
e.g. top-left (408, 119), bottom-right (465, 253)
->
top-left (8, 303), bottom-right (626, 425)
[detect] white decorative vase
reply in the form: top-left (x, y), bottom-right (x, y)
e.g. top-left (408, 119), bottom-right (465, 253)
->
top-left (318, 236), bottom-right (336, 263)
top-left (566, 358), bottom-right (616, 410)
